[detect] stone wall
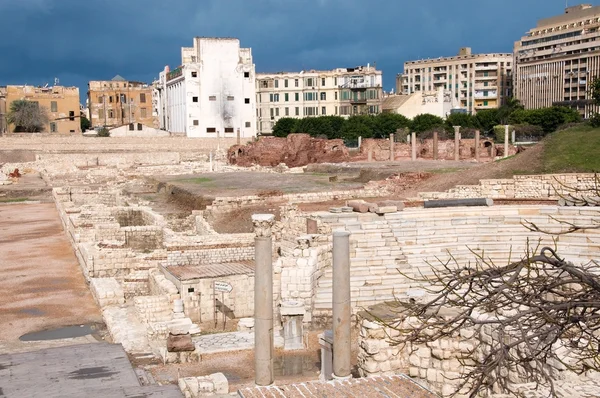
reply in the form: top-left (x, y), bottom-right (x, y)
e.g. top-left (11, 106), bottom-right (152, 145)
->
top-left (420, 173), bottom-right (598, 200)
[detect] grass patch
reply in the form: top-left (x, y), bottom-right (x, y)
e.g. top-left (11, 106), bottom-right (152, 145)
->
top-left (0, 197), bottom-right (29, 203)
top-left (542, 125), bottom-right (600, 173)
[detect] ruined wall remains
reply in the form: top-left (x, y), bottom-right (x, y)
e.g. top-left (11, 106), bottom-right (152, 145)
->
top-left (419, 173), bottom-right (598, 200)
top-left (228, 134), bottom-right (350, 167)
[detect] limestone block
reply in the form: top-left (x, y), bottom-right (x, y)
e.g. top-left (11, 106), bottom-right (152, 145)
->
top-left (417, 347), bottom-right (431, 358)
top-left (409, 354), bottom-right (420, 367)
top-left (209, 373), bottom-right (229, 394)
top-left (362, 358), bottom-right (379, 373)
top-left (409, 367), bottom-right (420, 377)
top-left (361, 339), bottom-right (380, 355)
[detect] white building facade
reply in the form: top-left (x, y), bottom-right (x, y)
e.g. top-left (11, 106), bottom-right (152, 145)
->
top-left (256, 65), bottom-right (383, 135)
top-left (154, 38), bottom-right (257, 138)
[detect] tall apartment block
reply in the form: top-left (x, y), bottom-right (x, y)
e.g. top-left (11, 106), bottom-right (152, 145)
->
top-left (88, 76), bottom-right (156, 129)
top-left (514, 4), bottom-right (600, 117)
top-left (2, 85), bottom-right (80, 133)
top-left (154, 37), bottom-right (257, 138)
top-left (256, 65), bottom-right (383, 135)
top-left (399, 48), bottom-right (513, 114)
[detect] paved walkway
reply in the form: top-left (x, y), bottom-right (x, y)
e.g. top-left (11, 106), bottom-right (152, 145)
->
top-left (194, 331), bottom-right (284, 355)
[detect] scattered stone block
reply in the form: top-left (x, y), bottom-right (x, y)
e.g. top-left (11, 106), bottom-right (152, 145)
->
top-left (329, 207), bottom-right (343, 213)
top-left (348, 200), bottom-right (369, 213)
top-left (167, 333), bottom-right (195, 352)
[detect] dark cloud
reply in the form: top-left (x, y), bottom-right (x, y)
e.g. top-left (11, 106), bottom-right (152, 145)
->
top-left (0, 0), bottom-right (581, 102)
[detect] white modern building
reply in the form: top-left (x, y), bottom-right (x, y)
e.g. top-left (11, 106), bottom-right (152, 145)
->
top-left (256, 65), bottom-right (383, 135)
top-left (154, 37), bottom-right (257, 138)
top-left (382, 87), bottom-right (459, 120)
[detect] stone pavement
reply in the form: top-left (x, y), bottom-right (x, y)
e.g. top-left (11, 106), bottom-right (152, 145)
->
top-left (194, 331), bottom-right (284, 355)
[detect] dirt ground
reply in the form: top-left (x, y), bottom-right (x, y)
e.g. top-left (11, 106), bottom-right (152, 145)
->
top-left (147, 329), bottom-right (360, 391)
top-left (0, 203), bottom-right (103, 353)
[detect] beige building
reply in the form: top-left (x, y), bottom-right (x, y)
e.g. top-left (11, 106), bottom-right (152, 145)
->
top-left (400, 48), bottom-right (513, 114)
top-left (383, 87), bottom-right (459, 120)
top-left (88, 75), bottom-right (156, 129)
top-left (3, 85), bottom-right (81, 133)
top-left (514, 4), bottom-right (600, 117)
top-left (256, 65), bottom-right (383, 135)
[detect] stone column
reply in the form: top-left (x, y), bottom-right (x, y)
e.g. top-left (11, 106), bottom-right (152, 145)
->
top-left (358, 136), bottom-right (362, 149)
top-left (511, 129), bottom-right (516, 144)
top-left (367, 149), bottom-right (373, 162)
top-left (475, 130), bottom-right (480, 162)
top-left (504, 125), bottom-right (509, 158)
top-left (253, 214), bottom-right (275, 386)
top-left (454, 126), bottom-right (461, 161)
top-left (236, 128), bottom-right (241, 145)
top-left (209, 151), bottom-right (213, 172)
top-left (411, 132), bottom-right (417, 161)
top-left (389, 134), bottom-right (395, 161)
top-left (332, 230), bottom-right (351, 379)
top-left (433, 131), bottom-right (438, 160)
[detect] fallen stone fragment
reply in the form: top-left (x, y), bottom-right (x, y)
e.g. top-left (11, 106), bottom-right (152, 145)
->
top-left (167, 333), bottom-right (195, 352)
top-left (348, 200), bottom-right (369, 213)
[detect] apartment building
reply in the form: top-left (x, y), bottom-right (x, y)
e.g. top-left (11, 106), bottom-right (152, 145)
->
top-left (88, 76), bottom-right (156, 129)
top-left (3, 85), bottom-right (80, 133)
top-left (0, 87), bottom-right (6, 134)
top-left (256, 65), bottom-right (383, 135)
top-left (514, 4), bottom-right (600, 117)
top-left (154, 37), bottom-right (257, 138)
top-left (400, 48), bottom-right (513, 114)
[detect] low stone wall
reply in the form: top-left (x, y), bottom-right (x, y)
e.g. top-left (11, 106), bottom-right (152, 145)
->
top-left (89, 277), bottom-right (125, 308)
top-left (420, 173), bottom-right (597, 200)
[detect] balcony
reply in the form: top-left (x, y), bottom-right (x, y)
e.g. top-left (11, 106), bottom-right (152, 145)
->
top-left (349, 97), bottom-right (367, 104)
top-left (475, 64), bottom-right (498, 71)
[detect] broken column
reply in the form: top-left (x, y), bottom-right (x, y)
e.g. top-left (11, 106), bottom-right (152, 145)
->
top-left (332, 230), bottom-right (351, 380)
top-left (411, 132), bottom-right (417, 161)
top-left (504, 125), bottom-right (509, 158)
top-left (236, 128), bottom-right (241, 145)
top-left (475, 130), bottom-right (480, 162)
top-left (433, 131), bottom-right (439, 160)
top-left (389, 133), bottom-right (395, 161)
top-left (454, 126), bottom-right (461, 161)
top-left (253, 214), bottom-right (275, 386)
top-left (358, 136), bottom-right (362, 149)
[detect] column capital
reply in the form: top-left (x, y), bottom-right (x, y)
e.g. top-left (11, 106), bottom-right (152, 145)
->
top-left (252, 214), bottom-right (276, 237)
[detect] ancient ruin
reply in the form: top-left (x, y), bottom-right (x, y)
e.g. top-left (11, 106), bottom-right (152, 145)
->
top-left (1, 133), bottom-right (599, 397)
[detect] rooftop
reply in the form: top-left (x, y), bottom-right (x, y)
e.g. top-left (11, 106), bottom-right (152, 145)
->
top-left (237, 374), bottom-right (438, 398)
top-left (163, 261), bottom-right (254, 281)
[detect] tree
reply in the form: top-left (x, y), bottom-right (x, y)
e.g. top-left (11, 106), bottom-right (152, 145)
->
top-left (374, 113), bottom-right (411, 139)
top-left (411, 114), bottom-right (445, 134)
top-left (445, 113), bottom-right (477, 134)
top-left (340, 115), bottom-right (376, 140)
top-left (509, 107), bottom-right (581, 133)
top-left (498, 97), bottom-right (524, 125)
top-left (7, 100), bottom-right (49, 132)
top-left (475, 109), bottom-right (500, 134)
top-left (588, 77), bottom-right (600, 127)
top-left (272, 117), bottom-right (298, 137)
top-left (80, 116), bottom-right (91, 132)
top-left (370, 182), bottom-right (600, 397)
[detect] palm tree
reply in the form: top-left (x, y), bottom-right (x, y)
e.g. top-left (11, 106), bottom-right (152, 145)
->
top-left (7, 100), bottom-right (49, 132)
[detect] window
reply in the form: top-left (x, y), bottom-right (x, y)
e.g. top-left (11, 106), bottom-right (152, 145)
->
top-left (140, 93), bottom-right (146, 103)
top-left (321, 78), bottom-right (326, 86)
top-left (270, 108), bottom-right (274, 118)
top-left (295, 107), bottom-right (299, 116)
top-left (269, 93), bottom-right (279, 102)
top-left (191, 71), bottom-right (197, 78)
top-left (137, 123), bottom-right (142, 131)
top-left (304, 92), bottom-right (317, 101)
top-left (339, 106), bottom-right (350, 115)
top-left (285, 107), bottom-right (289, 116)
top-left (207, 127), bottom-right (216, 132)
top-left (188, 287), bottom-right (195, 293)
top-left (261, 80), bottom-right (269, 88)
top-left (484, 91), bottom-right (489, 97)
top-left (284, 93), bottom-right (289, 102)
top-left (284, 79), bottom-right (288, 88)
top-left (483, 101), bottom-right (488, 106)
top-left (129, 123), bottom-right (134, 131)
top-left (227, 96), bottom-right (234, 101)
top-left (304, 106), bottom-right (318, 116)
top-left (320, 92), bottom-right (326, 100)
top-left (141, 108), bottom-right (147, 118)
top-left (50, 101), bottom-right (57, 112)
top-left (321, 106), bottom-right (326, 115)
top-left (245, 121), bottom-right (251, 127)
top-left (305, 78), bottom-right (315, 87)
top-left (275, 108), bottom-right (279, 116)
top-left (97, 95), bottom-right (103, 102)
top-left (209, 95), bottom-right (217, 101)
top-left (274, 80), bottom-right (279, 88)
top-left (295, 93), bottom-right (299, 101)
top-left (294, 79), bottom-right (299, 87)
top-left (334, 77), bottom-right (337, 86)
top-left (193, 120), bottom-right (199, 126)
top-left (109, 96), bottom-right (113, 103)
top-left (244, 72), bottom-right (250, 78)
top-left (50, 122), bottom-right (56, 132)
top-left (69, 111), bottom-right (75, 121)
top-left (245, 98), bottom-right (250, 104)
top-left (225, 127), bottom-right (234, 133)
top-left (193, 96), bottom-right (198, 102)
top-left (484, 82), bottom-right (488, 87)
top-left (335, 91), bottom-right (338, 100)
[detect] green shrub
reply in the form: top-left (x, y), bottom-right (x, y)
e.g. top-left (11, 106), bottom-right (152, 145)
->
top-left (97, 127), bottom-right (110, 137)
